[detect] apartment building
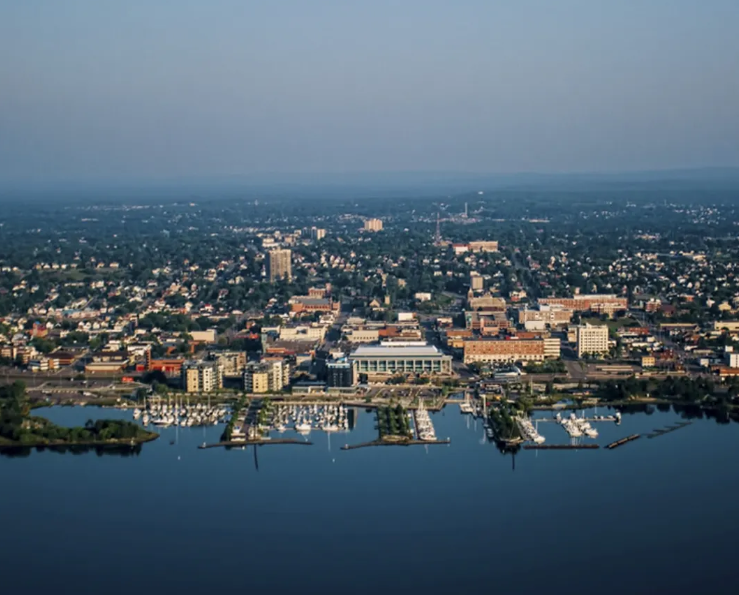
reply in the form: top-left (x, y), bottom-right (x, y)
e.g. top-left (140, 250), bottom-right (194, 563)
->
top-left (181, 360), bottom-right (223, 392)
top-left (363, 218), bottom-right (383, 232)
top-left (575, 324), bottom-right (610, 357)
top-left (267, 249), bottom-right (292, 282)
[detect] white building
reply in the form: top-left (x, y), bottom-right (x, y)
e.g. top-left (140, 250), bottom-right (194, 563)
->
top-left (575, 324), bottom-right (609, 358)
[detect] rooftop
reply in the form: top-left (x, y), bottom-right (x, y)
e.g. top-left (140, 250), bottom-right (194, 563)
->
top-left (351, 344), bottom-right (446, 358)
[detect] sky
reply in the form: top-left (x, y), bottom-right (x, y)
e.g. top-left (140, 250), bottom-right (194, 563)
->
top-left (1, 0), bottom-right (739, 183)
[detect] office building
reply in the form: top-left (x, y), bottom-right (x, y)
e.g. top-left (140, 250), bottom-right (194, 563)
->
top-left (463, 338), bottom-right (560, 364)
top-left (575, 324), bottom-right (610, 357)
top-left (539, 294), bottom-right (627, 316)
top-left (182, 361), bottom-right (223, 393)
top-left (517, 304), bottom-right (573, 327)
top-left (364, 218), bottom-right (383, 232)
top-left (267, 249), bottom-right (292, 282)
top-left (326, 358), bottom-right (357, 388)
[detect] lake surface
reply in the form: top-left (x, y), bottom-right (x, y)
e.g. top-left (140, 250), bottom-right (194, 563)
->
top-left (1, 404), bottom-right (738, 595)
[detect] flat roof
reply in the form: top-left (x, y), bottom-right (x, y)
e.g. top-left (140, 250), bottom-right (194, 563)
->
top-left (351, 345), bottom-right (446, 358)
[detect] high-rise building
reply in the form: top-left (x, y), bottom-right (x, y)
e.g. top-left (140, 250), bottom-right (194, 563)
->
top-left (243, 359), bottom-right (288, 393)
top-left (326, 358), bottom-right (357, 388)
top-left (310, 227), bottom-right (326, 241)
top-left (364, 218), bottom-right (383, 232)
top-left (267, 249), bottom-right (292, 282)
top-left (575, 324), bottom-right (610, 357)
top-left (181, 361), bottom-right (223, 393)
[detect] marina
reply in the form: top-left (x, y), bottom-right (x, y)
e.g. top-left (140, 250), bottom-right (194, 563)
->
top-left (413, 400), bottom-right (438, 441)
top-left (132, 395), bottom-right (229, 428)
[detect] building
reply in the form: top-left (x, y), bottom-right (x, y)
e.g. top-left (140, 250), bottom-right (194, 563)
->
top-left (344, 328), bottom-right (381, 343)
top-left (276, 325), bottom-right (327, 342)
top-left (470, 273), bottom-right (484, 291)
top-left (243, 359), bottom-right (287, 393)
top-left (414, 292), bottom-right (432, 302)
top-left (289, 296), bottom-right (339, 315)
top-left (267, 249), bottom-right (292, 282)
top-left (642, 355), bottom-right (656, 368)
top-left (468, 240), bottom-right (499, 253)
top-left (350, 344), bottom-right (452, 376)
top-left (715, 321), bottom-right (739, 332)
top-left (310, 227), bottom-right (326, 241)
top-left (726, 351), bottom-right (739, 369)
top-left (364, 218), bottom-right (383, 232)
top-left (181, 360), bottom-right (223, 393)
top-left (575, 324), bottom-right (610, 358)
top-left (243, 364), bottom-right (271, 393)
top-left (190, 329), bottom-right (217, 343)
top-left (463, 339), bottom-right (558, 364)
top-left (147, 358), bottom-right (185, 375)
top-left (326, 358), bottom-right (357, 388)
top-left (517, 304), bottom-right (573, 327)
top-left (261, 356), bottom-right (290, 388)
top-left (467, 293), bottom-right (506, 311)
top-left (540, 294), bottom-right (627, 315)
top-left (210, 351), bottom-right (247, 378)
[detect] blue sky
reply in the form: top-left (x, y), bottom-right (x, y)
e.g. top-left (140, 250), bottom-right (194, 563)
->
top-left (1, 0), bottom-right (739, 182)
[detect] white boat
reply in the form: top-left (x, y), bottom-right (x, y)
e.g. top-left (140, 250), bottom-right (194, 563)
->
top-left (133, 408), bottom-right (141, 420)
top-left (295, 422), bottom-right (312, 433)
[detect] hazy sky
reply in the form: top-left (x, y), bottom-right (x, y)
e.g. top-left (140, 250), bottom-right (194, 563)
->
top-left (2, 0), bottom-right (739, 182)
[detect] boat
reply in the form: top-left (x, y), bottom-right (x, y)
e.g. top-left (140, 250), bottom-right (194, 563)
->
top-left (295, 422), bottom-right (312, 433)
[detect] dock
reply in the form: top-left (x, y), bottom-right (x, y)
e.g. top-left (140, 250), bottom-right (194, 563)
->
top-left (523, 444), bottom-right (599, 450)
top-left (646, 421), bottom-right (692, 439)
top-left (199, 439), bottom-right (313, 449)
top-left (605, 434), bottom-right (641, 450)
top-left (341, 439), bottom-right (450, 451)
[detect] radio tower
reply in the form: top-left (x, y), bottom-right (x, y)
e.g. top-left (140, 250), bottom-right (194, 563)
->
top-left (435, 212), bottom-right (441, 245)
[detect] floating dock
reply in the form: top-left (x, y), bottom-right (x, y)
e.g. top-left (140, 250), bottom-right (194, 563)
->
top-left (341, 439), bottom-right (450, 451)
top-left (646, 421), bottom-right (692, 439)
top-left (199, 439), bottom-right (313, 449)
top-left (523, 444), bottom-right (599, 450)
top-left (605, 434), bottom-right (641, 450)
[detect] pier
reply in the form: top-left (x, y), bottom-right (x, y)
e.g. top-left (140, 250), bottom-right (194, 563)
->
top-left (605, 434), bottom-right (641, 449)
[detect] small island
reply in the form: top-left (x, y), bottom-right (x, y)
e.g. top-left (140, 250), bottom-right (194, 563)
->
top-left (0, 381), bottom-right (158, 455)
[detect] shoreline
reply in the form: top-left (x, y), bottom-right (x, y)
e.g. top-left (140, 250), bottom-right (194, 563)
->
top-left (0, 433), bottom-right (159, 451)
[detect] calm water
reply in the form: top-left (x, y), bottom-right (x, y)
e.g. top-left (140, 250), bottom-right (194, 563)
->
top-left (1, 405), bottom-right (738, 595)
